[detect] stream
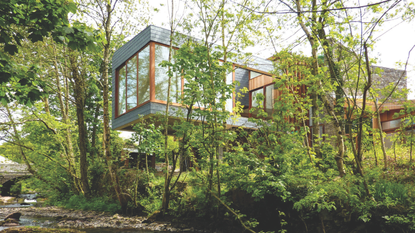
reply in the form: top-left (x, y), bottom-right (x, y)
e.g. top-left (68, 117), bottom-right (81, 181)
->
top-left (0, 196), bottom-right (196, 233)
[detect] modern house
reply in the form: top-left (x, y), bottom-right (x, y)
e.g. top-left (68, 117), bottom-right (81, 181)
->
top-left (112, 25), bottom-right (411, 149)
top-left (112, 25), bottom-right (276, 133)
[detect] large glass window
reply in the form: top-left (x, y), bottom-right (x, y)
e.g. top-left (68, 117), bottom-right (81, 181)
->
top-left (117, 45), bottom-right (150, 116)
top-left (265, 85), bottom-right (274, 110)
top-left (170, 54), bottom-right (181, 103)
top-left (251, 84), bottom-right (274, 110)
top-left (226, 72), bottom-right (233, 112)
top-left (250, 71), bottom-right (262, 79)
top-left (382, 119), bottom-right (401, 130)
top-left (155, 44), bottom-right (181, 103)
top-left (155, 45), bottom-right (169, 101)
top-left (251, 88), bottom-right (263, 108)
top-left (126, 56), bottom-right (138, 110)
top-left (138, 46), bottom-right (150, 105)
top-left (118, 66), bottom-right (126, 115)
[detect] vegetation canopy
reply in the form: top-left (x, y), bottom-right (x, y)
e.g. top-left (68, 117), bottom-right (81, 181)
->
top-left (1, 0), bottom-right (415, 232)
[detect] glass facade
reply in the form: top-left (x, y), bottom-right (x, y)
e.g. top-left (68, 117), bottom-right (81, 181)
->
top-left (118, 42), bottom-right (266, 117)
top-left (251, 89), bottom-right (263, 108)
top-left (126, 55), bottom-right (138, 110)
top-left (155, 45), bottom-right (170, 102)
top-left (118, 66), bottom-right (126, 115)
top-left (117, 43), bottom-right (184, 117)
top-left (138, 46), bottom-right (150, 105)
top-left (154, 44), bottom-right (181, 103)
top-left (265, 85), bottom-right (274, 110)
top-left (251, 84), bottom-right (274, 110)
top-left (250, 71), bottom-right (262, 79)
top-left (117, 45), bottom-right (150, 116)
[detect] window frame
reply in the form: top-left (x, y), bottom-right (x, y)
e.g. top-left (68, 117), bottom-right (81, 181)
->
top-left (153, 43), bottom-right (182, 103)
top-left (115, 43), bottom-right (151, 118)
top-left (249, 82), bottom-right (275, 110)
top-left (115, 42), bottom-right (184, 118)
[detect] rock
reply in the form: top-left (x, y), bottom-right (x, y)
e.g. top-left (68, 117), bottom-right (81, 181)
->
top-left (4, 212), bottom-right (21, 221)
top-left (1, 226), bottom-right (87, 232)
top-left (1, 219), bottom-right (20, 227)
top-left (143, 210), bottom-right (160, 223)
top-left (0, 196), bottom-right (16, 203)
top-left (3, 222), bottom-right (19, 227)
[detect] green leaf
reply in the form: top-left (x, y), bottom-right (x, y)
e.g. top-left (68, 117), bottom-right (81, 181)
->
top-left (63, 27), bottom-right (75, 34)
top-left (4, 44), bottom-right (18, 55)
top-left (68, 2), bottom-right (77, 13)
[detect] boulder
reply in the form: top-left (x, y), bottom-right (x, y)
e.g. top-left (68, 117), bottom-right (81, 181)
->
top-left (0, 196), bottom-right (16, 203)
top-left (0, 219), bottom-right (20, 227)
top-left (4, 212), bottom-right (21, 221)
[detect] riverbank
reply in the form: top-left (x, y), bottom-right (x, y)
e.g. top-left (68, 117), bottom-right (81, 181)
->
top-left (0, 207), bottom-right (202, 232)
top-left (1, 226), bottom-right (85, 233)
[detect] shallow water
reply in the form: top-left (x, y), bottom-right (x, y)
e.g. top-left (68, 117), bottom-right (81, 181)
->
top-left (1, 194), bottom-right (184, 233)
top-left (0, 212), bottom-right (183, 233)
top-left (0, 194), bottom-right (37, 208)
top-left (0, 216), bottom-right (57, 231)
top-left (0, 203), bottom-right (34, 208)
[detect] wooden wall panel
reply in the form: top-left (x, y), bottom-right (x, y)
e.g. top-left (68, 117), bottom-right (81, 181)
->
top-left (249, 75), bottom-right (273, 90)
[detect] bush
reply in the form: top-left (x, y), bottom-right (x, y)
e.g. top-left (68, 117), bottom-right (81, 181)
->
top-left (53, 195), bottom-right (121, 214)
top-left (373, 179), bottom-right (410, 205)
top-left (137, 174), bottom-right (164, 215)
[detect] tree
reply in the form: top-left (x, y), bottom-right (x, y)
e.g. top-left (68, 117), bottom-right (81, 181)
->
top-left (0, 0), bottom-right (99, 105)
top-left (77, 0), bottom-right (151, 212)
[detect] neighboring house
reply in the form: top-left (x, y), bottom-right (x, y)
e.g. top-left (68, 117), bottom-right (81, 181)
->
top-left (323, 65), bottom-right (409, 148)
top-left (112, 25), bottom-right (411, 148)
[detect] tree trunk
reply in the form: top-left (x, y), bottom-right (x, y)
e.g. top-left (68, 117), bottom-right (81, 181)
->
top-left (374, 100), bottom-right (387, 169)
top-left (69, 52), bottom-right (90, 197)
top-left (5, 104), bottom-right (63, 193)
top-left (102, 1), bottom-right (126, 213)
top-left (53, 46), bottom-right (80, 193)
top-left (162, 0), bottom-right (175, 213)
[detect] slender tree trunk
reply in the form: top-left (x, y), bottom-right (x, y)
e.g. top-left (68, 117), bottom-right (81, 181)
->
top-left (162, 0), bottom-right (175, 214)
top-left (53, 46), bottom-right (80, 193)
top-left (5, 104), bottom-right (63, 192)
top-left (101, 1), bottom-right (126, 213)
top-left (373, 96), bottom-right (387, 169)
top-left (69, 52), bottom-right (90, 197)
top-left (42, 97), bottom-right (50, 114)
top-left (410, 120), bottom-right (413, 164)
top-left (373, 134), bottom-right (378, 166)
top-left (295, 0), bottom-right (321, 159)
top-left (90, 105), bottom-right (100, 160)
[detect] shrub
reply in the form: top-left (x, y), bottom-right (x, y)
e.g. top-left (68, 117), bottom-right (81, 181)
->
top-left (57, 195), bottom-right (121, 213)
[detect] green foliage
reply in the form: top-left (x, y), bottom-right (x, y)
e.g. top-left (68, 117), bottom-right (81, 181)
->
top-left (10, 182), bottom-right (22, 196)
top-left (136, 174), bottom-right (164, 215)
top-left (0, 0), bottom-right (98, 105)
top-left (132, 121), bottom-right (165, 156)
top-left (56, 195), bottom-right (120, 214)
top-left (373, 180), bottom-right (410, 205)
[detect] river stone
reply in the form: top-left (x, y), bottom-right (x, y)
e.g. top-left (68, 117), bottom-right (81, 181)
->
top-left (4, 212), bottom-right (21, 221)
top-left (0, 196), bottom-right (16, 203)
top-left (1, 219), bottom-right (20, 227)
top-left (3, 222), bottom-right (20, 227)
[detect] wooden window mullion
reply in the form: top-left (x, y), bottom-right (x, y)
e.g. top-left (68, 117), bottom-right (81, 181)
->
top-left (115, 69), bottom-right (119, 117)
top-left (125, 62), bottom-right (128, 111)
top-left (150, 42), bottom-right (155, 101)
top-left (136, 53), bottom-right (140, 107)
